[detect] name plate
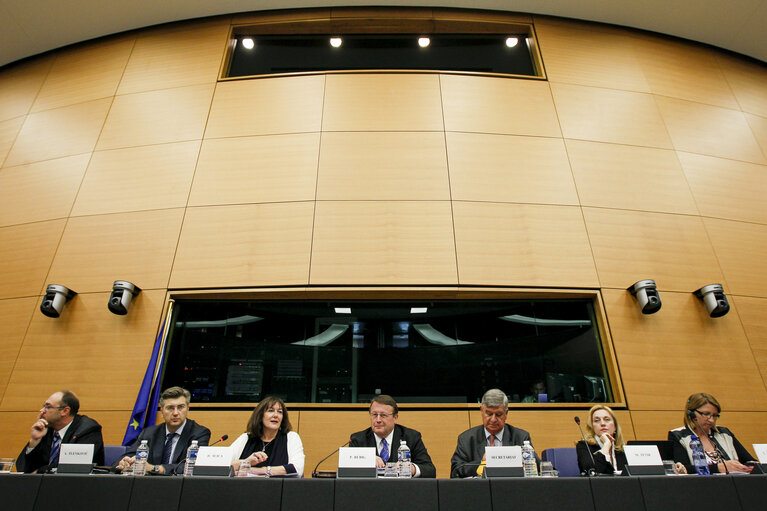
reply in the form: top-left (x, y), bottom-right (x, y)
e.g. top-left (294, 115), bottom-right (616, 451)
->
top-left (753, 444), bottom-right (767, 464)
top-left (623, 445), bottom-right (664, 476)
top-left (486, 446), bottom-right (523, 468)
top-left (337, 447), bottom-right (376, 478)
top-left (59, 443), bottom-right (94, 465)
top-left (196, 446), bottom-right (232, 467)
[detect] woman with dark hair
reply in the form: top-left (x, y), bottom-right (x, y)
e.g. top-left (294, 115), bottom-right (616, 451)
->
top-left (575, 404), bottom-right (628, 475)
top-left (668, 392), bottom-right (755, 474)
top-left (230, 396), bottom-right (305, 476)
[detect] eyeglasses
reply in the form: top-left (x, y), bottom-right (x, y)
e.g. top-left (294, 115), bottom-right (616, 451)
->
top-left (42, 405), bottom-right (65, 410)
top-left (695, 409), bottom-right (721, 420)
top-left (370, 412), bottom-right (393, 419)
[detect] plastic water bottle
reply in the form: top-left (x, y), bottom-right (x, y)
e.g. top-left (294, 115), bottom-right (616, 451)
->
top-left (133, 440), bottom-right (149, 476)
top-left (689, 435), bottom-right (710, 475)
top-left (397, 440), bottom-right (412, 478)
top-left (522, 440), bottom-right (538, 477)
top-left (184, 440), bottom-right (199, 477)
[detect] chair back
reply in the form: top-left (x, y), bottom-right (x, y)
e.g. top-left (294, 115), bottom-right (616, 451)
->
top-left (541, 447), bottom-right (580, 477)
top-left (104, 444), bottom-right (128, 466)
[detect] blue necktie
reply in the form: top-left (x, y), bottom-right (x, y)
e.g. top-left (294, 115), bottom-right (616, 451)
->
top-left (380, 438), bottom-right (389, 462)
top-left (162, 433), bottom-right (176, 464)
top-left (49, 432), bottom-right (61, 464)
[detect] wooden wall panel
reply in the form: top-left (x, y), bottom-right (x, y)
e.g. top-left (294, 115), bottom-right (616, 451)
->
top-left (440, 74), bottom-right (561, 137)
top-left (4, 98), bottom-right (111, 167)
top-left (0, 58), bottom-right (52, 122)
top-left (704, 218), bottom-right (767, 298)
top-left (323, 74), bottom-right (443, 131)
top-left (395, 410), bottom-right (470, 478)
top-left (447, 133), bottom-right (577, 205)
top-left (205, 76), bottom-right (325, 138)
top-left (732, 295), bottom-right (767, 384)
top-left (31, 37), bottom-right (134, 113)
top-left (310, 201), bottom-right (458, 285)
top-left (453, 202), bottom-right (598, 288)
top-left (0, 116), bottom-right (24, 166)
top-left (72, 141), bottom-right (200, 216)
top-left (679, 152), bottom-right (767, 224)
top-left (171, 202), bottom-right (315, 288)
top-left (0, 289), bottom-right (167, 411)
top-left (602, 289), bottom-right (767, 411)
top-left (317, 132), bottom-right (449, 201)
top-left (716, 55), bottom-right (767, 119)
top-left (534, 18), bottom-right (650, 92)
top-left (183, 410), bottom-right (254, 447)
top-left (745, 112), bottom-right (767, 160)
top-left (117, 19), bottom-right (230, 95)
top-left (45, 208), bottom-right (185, 293)
top-left (583, 208), bottom-right (724, 292)
top-left (631, 411), bottom-right (767, 455)
top-left (297, 410), bottom-right (370, 478)
top-left (655, 96), bottom-right (766, 165)
top-left (189, 134), bottom-right (319, 206)
top-left (551, 83), bottom-right (672, 149)
top-left (0, 219), bottom-right (65, 300)
top-left (0, 298), bottom-right (37, 404)
top-left (97, 84), bottom-right (214, 151)
top-left (566, 140), bottom-right (698, 215)
top-left (0, 154), bottom-right (89, 227)
top-left (630, 35), bottom-right (738, 109)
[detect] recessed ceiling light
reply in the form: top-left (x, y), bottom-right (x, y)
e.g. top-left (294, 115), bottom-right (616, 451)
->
top-left (334, 307), bottom-right (351, 314)
top-left (411, 307), bottom-right (428, 314)
top-left (418, 37), bottom-right (431, 48)
top-left (241, 37), bottom-right (255, 50)
top-left (330, 37), bottom-right (343, 48)
top-left (505, 37), bottom-right (519, 48)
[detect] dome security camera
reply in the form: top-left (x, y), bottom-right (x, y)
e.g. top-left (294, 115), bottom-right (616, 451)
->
top-left (40, 285), bottom-right (77, 318)
top-left (628, 280), bottom-right (662, 314)
top-left (694, 284), bottom-right (729, 318)
top-left (108, 281), bottom-right (141, 315)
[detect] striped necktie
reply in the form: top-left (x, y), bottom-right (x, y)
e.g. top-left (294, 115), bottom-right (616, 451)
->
top-left (162, 433), bottom-right (177, 464)
top-left (380, 438), bottom-right (389, 462)
top-left (49, 432), bottom-right (62, 464)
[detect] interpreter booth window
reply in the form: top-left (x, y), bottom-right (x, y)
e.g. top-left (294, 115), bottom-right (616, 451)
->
top-left (162, 299), bottom-right (613, 404)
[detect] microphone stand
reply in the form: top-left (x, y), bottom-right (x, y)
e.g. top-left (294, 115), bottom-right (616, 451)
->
top-left (574, 416), bottom-right (599, 477)
top-left (312, 441), bottom-right (350, 478)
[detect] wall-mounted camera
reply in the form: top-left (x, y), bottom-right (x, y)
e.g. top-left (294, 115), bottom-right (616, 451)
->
top-left (628, 279), bottom-right (662, 314)
top-left (108, 281), bottom-right (141, 315)
top-left (694, 284), bottom-right (729, 318)
top-left (40, 285), bottom-right (77, 318)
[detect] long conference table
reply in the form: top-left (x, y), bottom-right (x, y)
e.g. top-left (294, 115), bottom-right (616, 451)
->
top-left (2, 474), bottom-right (766, 511)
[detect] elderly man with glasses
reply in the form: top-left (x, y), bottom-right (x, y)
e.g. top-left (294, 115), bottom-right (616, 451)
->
top-left (17, 390), bottom-right (104, 473)
top-left (349, 394), bottom-right (436, 478)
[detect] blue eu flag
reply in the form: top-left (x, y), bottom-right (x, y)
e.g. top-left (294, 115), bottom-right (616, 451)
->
top-left (122, 320), bottom-right (167, 446)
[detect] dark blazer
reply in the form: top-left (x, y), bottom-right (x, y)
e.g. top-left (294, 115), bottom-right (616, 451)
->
top-left (17, 414), bottom-right (104, 473)
top-left (350, 424), bottom-right (437, 478)
top-left (576, 440), bottom-right (628, 474)
top-left (450, 423), bottom-right (536, 478)
top-left (121, 419), bottom-right (211, 474)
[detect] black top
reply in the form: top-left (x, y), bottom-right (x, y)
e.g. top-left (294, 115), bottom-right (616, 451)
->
top-left (17, 414), bottom-right (105, 473)
top-left (576, 440), bottom-right (628, 474)
top-left (350, 424), bottom-right (437, 478)
top-left (120, 419), bottom-right (211, 474)
top-left (668, 426), bottom-right (756, 474)
top-left (238, 431), bottom-right (296, 474)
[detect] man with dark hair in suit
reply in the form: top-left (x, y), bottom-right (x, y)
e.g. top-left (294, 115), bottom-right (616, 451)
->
top-left (116, 386), bottom-right (211, 475)
top-left (17, 390), bottom-right (105, 473)
top-left (451, 388), bottom-right (536, 478)
top-left (349, 394), bottom-right (436, 478)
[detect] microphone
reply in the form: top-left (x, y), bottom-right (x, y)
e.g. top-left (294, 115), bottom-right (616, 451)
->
top-left (210, 434), bottom-right (229, 446)
top-left (312, 441), bottom-right (350, 478)
top-left (574, 416), bottom-right (598, 477)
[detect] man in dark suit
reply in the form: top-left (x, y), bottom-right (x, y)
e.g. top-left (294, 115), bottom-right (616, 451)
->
top-left (116, 386), bottom-right (211, 475)
top-left (349, 394), bottom-right (436, 478)
top-left (451, 388), bottom-right (536, 478)
top-left (17, 390), bottom-right (104, 473)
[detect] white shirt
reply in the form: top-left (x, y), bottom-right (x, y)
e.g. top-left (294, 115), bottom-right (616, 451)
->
top-left (164, 419), bottom-right (187, 463)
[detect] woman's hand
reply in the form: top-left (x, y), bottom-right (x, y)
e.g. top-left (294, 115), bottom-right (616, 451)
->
top-left (674, 462), bottom-right (687, 474)
top-left (722, 460), bottom-right (753, 473)
top-left (247, 451), bottom-right (268, 465)
top-left (599, 433), bottom-right (614, 455)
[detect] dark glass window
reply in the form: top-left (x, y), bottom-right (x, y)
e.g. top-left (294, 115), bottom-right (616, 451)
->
top-left (163, 299), bottom-right (613, 405)
top-left (227, 34), bottom-right (537, 77)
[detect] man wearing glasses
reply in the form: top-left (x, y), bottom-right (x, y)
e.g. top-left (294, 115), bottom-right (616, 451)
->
top-left (349, 394), bottom-right (436, 477)
top-left (115, 386), bottom-right (210, 475)
top-left (17, 390), bottom-right (104, 473)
